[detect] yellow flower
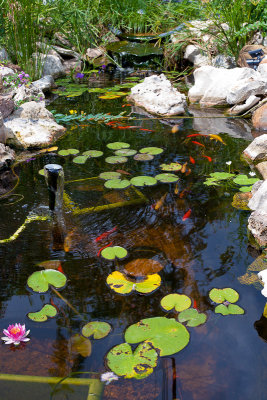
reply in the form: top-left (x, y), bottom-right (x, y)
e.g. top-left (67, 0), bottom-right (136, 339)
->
top-left (69, 110), bottom-right (77, 114)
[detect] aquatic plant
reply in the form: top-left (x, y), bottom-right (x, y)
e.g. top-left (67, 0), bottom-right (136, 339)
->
top-left (27, 304), bottom-right (57, 322)
top-left (106, 271), bottom-right (161, 294)
top-left (27, 269), bottom-right (67, 293)
top-left (209, 288), bottom-right (244, 315)
top-left (1, 323), bottom-right (30, 346)
top-left (100, 372), bottom-right (119, 385)
top-left (161, 293), bottom-right (191, 312)
top-left (82, 321), bottom-right (111, 339)
top-left (52, 111), bottom-right (126, 125)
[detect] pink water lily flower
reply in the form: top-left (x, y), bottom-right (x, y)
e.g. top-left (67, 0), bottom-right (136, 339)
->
top-left (1, 324), bottom-right (30, 346)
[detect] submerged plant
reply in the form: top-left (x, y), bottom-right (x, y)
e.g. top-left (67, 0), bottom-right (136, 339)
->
top-left (1, 323), bottom-right (30, 345)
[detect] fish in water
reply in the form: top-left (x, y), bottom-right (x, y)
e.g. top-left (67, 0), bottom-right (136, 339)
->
top-left (97, 242), bottom-right (113, 257)
top-left (179, 188), bottom-right (190, 198)
top-left (193, 299), bottom-right (198, 309)
top-left (171, 125), bottom-right (179, 133)
top-left (95, 227), bottom-right (117, 242)
top-left (187, 134), bottom-right (207, 138)
top-left (185, 168), bottom-right (191, 176)
top-left (174, 183), bottom-right (179, 195)
top-left (181, 162), bottom-right (188, 173)
top-left (153, 193), bottom-right (168, 210)
top-left (191, 141), bottom-right (205, 147)
top-left (64, 229), bottom-right (76, 252)
top-left (116, 169), bottom-right (131, 176)
top-left (202, 154), bottom-right (212, 162)
top-left (57, 264), bottom-right (64, 274)
top-left (189, 156), bottom-right (195, 164)
top-left (182, 208), bottom-right (192, 221)
top-left (208, 134), bottom-right (226, 145)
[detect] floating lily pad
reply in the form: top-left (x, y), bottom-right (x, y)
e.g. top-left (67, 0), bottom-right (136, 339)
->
top-left (215, 304), bottom-right (244, 315)
top-left (106, 271), bottom-right (161, 294)
top-left (105, 156), bottom-right (128, 164)
top-left (155, 173), bottom-right (179, 183)
top-left (106, 342), bottom-right (158, 380)
top-left (99, 94), bottom-right (121, 99)
top-left (124, 259), bottom-right (164, 277)
top-left (139, 147), bottom-right (163, 155)
top-left (134, 154), bottom-right (154, 161)
top-left (38, 169), bottom-right (45, 176)
top-left (27, 269), bottom-right (67, 293)
top-left (101, 246), bottom-right (128, 260)
top-left (178, 308), bottom-right (207, 327)
top-left (107, 142), bottom-right (130, 150)
top-left (209, 288), bottom-right (239, 304)
top-left (160, 163), bottom-right (182, 171)
top-left (73, 155), bottom-right (88, 164)
top-left (58, 149), bottom-right (79, 156)
top-left (99, 171), bottom-right (121, 180)
top-left (233, 174), bottom-right (258, 186)
top-left (239, 186), bottom-right (253, 193)
top-left (114, 149), bottom-right (137, 156)
top-left (70, 334), bottom-right (92, 357)
top-left (125, 317), bottom-right (190, 356)
top-left (82, 321), bottom-right (111, 339)
top-left (161, 293), bottom-right (191, 312)
top-left (27, 304), bottom-right (57, 322)
top-left (130, 176), bottom-right (157, 187)
top-left (104, 179), bottom-right (131, 189)
top-left (82, 150), bottom-right (103, 158)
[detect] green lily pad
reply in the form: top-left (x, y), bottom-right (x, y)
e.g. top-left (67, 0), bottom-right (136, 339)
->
top-left (73, 155), bottom-right (88, 164)
top-left (105, 156), bottom-right (128, 164)
top-left (134, 154), bottom-right (154, 161)
top-left (106, 271), bottom-right (161, 294)
top-left (107, 142), bottom-right (130, 150)
top-left (70, 334), bottom-right (92, 357)
top-left (209, 172), bottom-right (235, 180)
top-left (155, 173), bottom-right (179, 183)
top-left (239, 186), bottom-right (253, 192)
top-left (38, 169), bottom-right (45, 176)
top-left (125, 317), bottom-right (190, 357)
top-left (101, 246), bottom-right (128, 260)
top-left (233, 174), bottom-right (258, 186)
top-left (160, 163), bottom-right (182, 171)
top-left (139, 147), bottom-right (163, 155)
top-left (82, 321), bottom-right (111, 339)
top-left (203, 178), bottom-right (219, 186)
top-left (209, 288), bottom-right (239, 304)
top-left (27, 269), bottom-right (67, 293)
top-left (58, 149), bottom-right (79, 156)
top-left (99, 171), bottom-right (121, 180)
top-left (114, 149), bottom-right (137, 156)
top-left (160, 293), bottom-right (191, 312)
top-left (82, 150), bottom-right (103, 158)
top-left (27, 304), bottom-right (57, 322)
top-left (104, 179), bottom-right (131, 189)
top-left (215, 304), bottom-right (244, 315)
top-left (130, 176), bottom-right (157, 187)
top-left (106, 342), bottom-right (158, 380)
top-left (178, 308), bottom-right (207, 327)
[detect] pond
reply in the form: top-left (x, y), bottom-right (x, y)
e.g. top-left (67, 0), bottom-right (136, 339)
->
top-left (1, 72), bottom-right (267, 400)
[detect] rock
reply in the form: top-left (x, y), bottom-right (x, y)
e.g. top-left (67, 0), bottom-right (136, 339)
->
top-left (86, 47), bottom-right (104, 59)
top-left (13, 84), bottom-right (45, 104)
top-left (63, 59), bottom-right (82, 74)
top-left (0, 47), bottom-right (9, 61)
top-left (229, 95), bottom-right (260, 115)
top-left (0, 112), bottom-right (6, 142)
top-left (4, 101), bottom-right (66, 149)
top-left (54, 32), bottom-right (72, 48)
top-left (252, 103), bottom-right (267, 131)
top-left (226, 78), bottom-right (266, 105)
top-left (0, 66), bottom-right (15, 78)
top-left (250, 32), bottom-right (264, 46)
top-left (31, 75), bottom-right (55, 92)
top-left (0, 93), bottom-right (14, 119)
top-left (248, 210), bottom-right (267, 246)
top-left (33, 53), bottom-right (65, 79)
top-left (256, 162), bottom-right (267, 180)
top-left (243, 134), bottom-right (267, 161)
top-left (0, 143), bottom-right (15, 170)
top-left (248, 180), bottom-right (267, 211)
top-left (128, 74), bottom-right (187, 116)
top-left (188, 66), bottom-right (263, 106)
top-left (212, 54), bottom-right (236, 69)
top-left (260, 56), bottom-right (267, 65)
top-left (237, 45), bottom-right (267, 68)
top-left (184, 45), bottom-right (210, 67)
top-left (51, 45), bottom-right (80, 60)
top-left (0, 169), bottom-right (17, 195)
top-left (258, 64), bottom-right (267, 80)
top-left (258, 269), bottom-right (267, 297)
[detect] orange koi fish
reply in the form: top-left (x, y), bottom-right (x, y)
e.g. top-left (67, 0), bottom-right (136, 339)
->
top-left (185, 168), bottom-right (192, 176)
top-left (202, 154), bottom-right (212, 162)
top-left (191, 141), bottom-right (205, 147)
top-left (97, 242), bottom-right (113, 257)
top-left (64, 229), bottom-right (75, 252)
top-left (140, 128), bottom-right (154, 132)
top-left (57, 264), bottom-right (64, 273)
top-left (153, 193), bottom-right (167, 210)
top-left (187, 134), bottom-right (208, 138)
top-left (122, 104), bottom-right (132, 107)
top-left (182, 208), bottom-right (192, 221)
top-left (181, 162), bottom-right (188, 173)
top-left (116, 169), bottom-right (131, 176)
top-left (193, 299), bottom-right (198, 309)
top-left (95, 227), bottom-right (117, 242)
top-left (208, 134), bottom-right (226, 145)
top-left (171, 125), bottom-right (179, 134)
top-left (189, 156), bottom-right (195, 164)
top-left (174, 183), bottom-right (179, 195)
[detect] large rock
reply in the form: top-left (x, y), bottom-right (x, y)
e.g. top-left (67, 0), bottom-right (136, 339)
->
top-left (226, 78), bottom-right (266, 104)
top-left (4, 101), bottom-right (66, 149)
top-left (51, 45), bottom-right (80, 60)
top-left (33, 53), bottom-right (65, 79)
top-left (0, 66), bottom-right (15, 78)
top-left (31, 75), bottom-right (55, 92)
top-left (63, 59), bottom-right (82, 74)
top-left (0, 143), bottom-right (15, 170)
top-left (188, 66), bottom-right (265, 106)
top-left (184, 45), bottom-right (210, 67)
top-left (128, 74), bottom-right (187, 116)
top-left (256, 162), bottom-right (267, 180)
top-left (13, 84), bottom-right (45, 103)
top-left (252, 103), bottom-right (267, 131)
top-left (248, 210), bottom-right (267, 246)
top-left (248, 180), bottom-right (267, 211)
top-left (0, 93), bottom-right (14, 119)
top-left (0, 47), bottom-right (9, 61)
top-left (229, 95), bottom-right (260, 115)
top-left (243, 134), bottom-right (267, 161)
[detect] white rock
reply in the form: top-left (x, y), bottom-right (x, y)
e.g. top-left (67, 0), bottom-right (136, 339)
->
top-left (243, 134), bottom-right (267, 161)
top-left (51, 45), bottom-right (80, 60)
top-left (0, 48), bottom-right (9, 61)
top-left (33, 53), bottom-right (65, 78)
top-left (258, 269), bottom-right (267, 297)
top-left (226, 78), bottom-right (267, 104)
top-left (212, 54), bottom-right (236, 69)
top-left (248, 179), bottom-right (267, 211)
top-left (4, 101), bottom-right (66, 149)
top-left (13, 84), bottom-right (44, 103)
top-left (0, 143), bottom-right (15, 170)
top-left (248, 210), bottom-right (267, 246)
top-left (128, 74), bottom-right (187, 116)
top-left (86, 47), bottom-right (104, 59)
top-left (0, 66), bottom-right (15, 78)
top-left (229, 95), bottom-right (260, 115)
top-left (31, 75), bottom-right (55, 92)
top-left (258, 63), bottom-right (267, 81)
top-left (184, 45), bottom-right (210, 67)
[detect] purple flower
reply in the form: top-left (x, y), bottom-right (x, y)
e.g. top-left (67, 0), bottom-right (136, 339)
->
top-left (100, 372), bottom-right (118, 385)
top-left (1, 323), bottom-right (30, 346)
top-left (75, 72), bottom-right (84, 79)
top-left (101, 65), bottom-right (106, 69)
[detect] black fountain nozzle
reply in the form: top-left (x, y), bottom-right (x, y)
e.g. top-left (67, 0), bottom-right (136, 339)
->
top-left (247, 48), bottom-right (264, 70)
top-left (44, 164), bottom-right (64, 211)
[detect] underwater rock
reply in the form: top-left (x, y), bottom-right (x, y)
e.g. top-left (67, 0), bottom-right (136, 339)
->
top-left (4, 101), bottom-right (66, 149)
top-left (248, 210), bottom-right (267, 246)
top-left (243, 134), bottom-right (267, 161)
top-left (32, 75), bottom-right (55, 92)
top-left (252, 103), bottom-right (267, 131)
top-left (0, 143), bottom-right (15, 170)
top-left (128, 74), bottom-right (187, 116)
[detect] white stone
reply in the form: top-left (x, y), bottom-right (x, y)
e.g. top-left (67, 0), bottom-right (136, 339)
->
top-left (0, 143), bottom-right (15, 170)
top-left (4, 101), bottom-right (66, 149)
top-left (229, 95), bottom-right (260, 115)
top-left (248, 210), bottom-right (267, 246)
top-left (51, 45), bottom-right (80, 60)
top-left (243, 134), bottom-right (267, 161)
top-left (212, 54), bottom-right (236, 69)
top-left (0, 48), bottom-right (9, 61)
top-left (32, 75), bottom-right (55, 92)
top-left (258, 269), bottom-right (267, 297)
top-left (13, 84), bottom-right (44, 103)
top-left (226, 78), bottom-right (267, 104)
top-left (258, 63), bottom-right (267, 81)
top-left (248, 179), bottom-right (267, 211)
top-left (128, 74), bottom-right (187, 116)
top-left (86, 47), bottom-right (104, 59)
top-left (33, 53), bottom-right (65, 79)
top-left (0, 66), bottom-right (15, 78)
top-left (184, 45), bottom-right (210, 67)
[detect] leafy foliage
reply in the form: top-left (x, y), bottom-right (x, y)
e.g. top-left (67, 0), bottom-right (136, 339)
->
top-left (106, 271), bottom-right (161, 294)
top-left (27, 304), bottom-right (57, 322)
top-left (161, 293), bottom-right (191, 312)
top-left (27, 269), bottom-right (67, 293)
top-left (82, 321), bottom-right (111, 339)
top-left (178, 308), bottom-right (207, 327)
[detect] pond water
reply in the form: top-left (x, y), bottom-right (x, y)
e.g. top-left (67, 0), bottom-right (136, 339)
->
top-left (1, 72), bottom-right (267, 400)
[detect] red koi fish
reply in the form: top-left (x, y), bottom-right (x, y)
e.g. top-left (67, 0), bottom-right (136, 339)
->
top-left (191, 141), bottom-right (205, 147)
top-left (182, 208), bottom-right (192, 221)
top-left (106, 121), bottom-right (117, 126)
top-left (187, 134), bottom-right (208, 138)
top-left (122, 104), bottom-right (132, 107)
top-left (95, 227), bottom-right (117, 243)
top-left (140, 128), bottom-right (154, 132)
top-left (116, 169), bottom-right (131, 176)
top-left (57, 264), bottom-right (64, 273)
top-left (189, 156), bottom-right (195, 164)
top-left (97, 242), bottom-right (113, 257)
top-left (202, 154), bottom-right (212, 162)
top-left (50, 297), bottom-right (60, 312)
top-left (193, 299), bottom-right (198, 309)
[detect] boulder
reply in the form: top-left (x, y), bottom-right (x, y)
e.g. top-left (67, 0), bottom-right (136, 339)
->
top-left (13, 84), bottom-right (45, 103)
top-left (86, 47), bottom-right (104, 59)
top-left (257, 63), bottom-right (267, 80)
top-left (226, 78), bottom-right (266, 105)
top-left (188, 66), bottom-right (264, 106)
top-left (256, 162), bottom-right (267, 180)
top-left (248, 210), bottom-right (267, 246)
top-left (237, 45), bottom-right (267, 68)
top-left (0, 112), bottom-right (6, 142)
top-left (0, 47), bottom-right (9, 61)
top-left (0, 66), bottom-right (15, 78)
top-left (4, 101), bottom-right (66, 149)
top-left (0, 143), bottom-right (15, 170)
top-left (51, 45), bottom-right (80, 60)
top-left (0, 93), bottom-right (14, 119)
top-left (252, 103), bottom-right (267, 130)
top-left (128, 74), bottom-right (187, 116)
top-left (63, 59), bottom-right (82, 74)
top-left (184, 45), bottom-right (210, 67)
top-left (229, 95), bottom-right (260, 115)
top-left (243, 134), bottom-right (267, 161)
top-left (33, 53), bottom-right (65, 78)
top-left (212, 54), bottom-right (236, 69)
top-left (31, 75), bottom-right (55, 92)
top-left (54, 32), bottom-right (72, 48)
top-left (248, 180), bottom-right (267, 211)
